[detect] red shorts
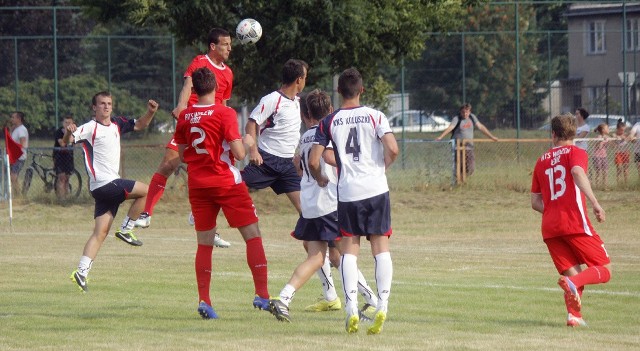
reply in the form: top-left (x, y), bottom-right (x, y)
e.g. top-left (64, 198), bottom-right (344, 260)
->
top-left (166, 138), bottom-right (178, 152)
top-left (615, 151), bottom-right (630, 165)
top-left (544, 234), bottom-right (610, 274)
top-left (188, 183), bottom-right (258, 231)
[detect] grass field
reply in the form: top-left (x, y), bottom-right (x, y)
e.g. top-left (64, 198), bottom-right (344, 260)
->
top-left (1, 186), bottom-right (639, 350)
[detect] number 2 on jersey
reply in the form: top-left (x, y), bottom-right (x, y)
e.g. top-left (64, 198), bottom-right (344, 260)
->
top-left (544, 165), bottom-right (566, 200)
top-left (190, 126), bottom-right (208, 154)
top-left (345, 127), bottom-right (360, 162)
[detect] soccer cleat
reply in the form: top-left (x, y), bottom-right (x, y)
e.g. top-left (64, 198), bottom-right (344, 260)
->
top-left (253, 295), bottom-right (271, 311)
top-left (304, 297), bottom-right (342, 312)
top-left (70, 270), bottom-right (88, 293)
top-left (134, 212), bottom-right (151, 228)
top-left (359, 303), bottom-right (376, 322)
top-left (345, 311), bottom-right (360, 334)
top-left (188, 212), bottom-right (195, 226)
top-left (115, 229), bottom-right (143, 246)
top-left (558, 276), bottom-right (581, 312)
top-left (367, 310), bottom-right (387, 335)
top-left (214, 233), bottom-right (231, 248)
top-left (269, 299), bottom-right (291, 323)
top-left (197, 301), bottom-right (218, 319)
top-left (566, 313), bottom-right (587, 327)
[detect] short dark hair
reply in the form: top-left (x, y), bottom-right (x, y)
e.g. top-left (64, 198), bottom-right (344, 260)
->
top-left (337, 68), bottom-right (363, 100)
top-left (576, 107), bottom-right (589, 120)
top-left (460, 103), bottom-right (472, 112)
top-left (551, 113), bottom-right (576, 141)
top-left (306, 89), bottom-right (331, 121)
top-left (282, 59), bottom-right (308, 85)
top-left (12, 111), bottom-right (25, 123)
top-left (92, 91), bottom-right (112, 106)
top-left (62, 114), bottom-right (74, 121)
top-left (191, 67), bottom-right (217, 97)
top-left (208, 28), bottom-right (230, 46)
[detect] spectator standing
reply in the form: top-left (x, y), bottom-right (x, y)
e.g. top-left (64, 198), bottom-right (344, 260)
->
top-left (574, 107), bottom-right (590, 151)
top-left (53, 115), bottom-right (75, 200)
top-left (591, 123), bottom-right (610, 189)
top-left (613, 119), bottom-right (630, 185)
top-left (8, 111), bottom-right (28, 195)
top-left (628, 120), bottom-right (640, 178)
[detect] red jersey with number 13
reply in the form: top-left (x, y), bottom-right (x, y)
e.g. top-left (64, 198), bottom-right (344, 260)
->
top-left (531, 145), bottom-right (597, 239)
top-left (174, 104), bottom-right (242, 189)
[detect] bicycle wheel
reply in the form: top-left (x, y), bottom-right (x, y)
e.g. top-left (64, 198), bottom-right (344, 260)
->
top-left (22, 167), bottom-right (34, 196)
top-left (67, 170), bottom-right (83, 198)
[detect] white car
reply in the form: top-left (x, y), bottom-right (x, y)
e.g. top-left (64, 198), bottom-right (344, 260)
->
top-left (388, 110), bottom-right (451, 133)
top-left (539, 114), bottom-right (631, 131)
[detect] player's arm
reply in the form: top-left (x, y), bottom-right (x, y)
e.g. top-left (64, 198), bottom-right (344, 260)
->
top-left (245, 119), bottom-right (262, 165)
top-left (229, 134), bottom-right (256, 161)
top-left (381, 133), bottom-right (399, 169)
top-left (322, 148), bottom-right (336, 167)
top-left (293, 154), bottom-right (303, 176)
top-left (477, 122), bottom-right (499, 141)
top-left (309, 144), bottom-right (329, 187)
top-left (530, 193), bottom-right (544, 213)
top-left (62, 123), bottom-right (77, 145)
top-left (173, 77), bottom-right (193, 119)
top-left (177, 144), bottom-right (187, 162)
top-left (134, 100), bottom-right (159, 131)
top-left (571, 165), bottom-right (605, 222)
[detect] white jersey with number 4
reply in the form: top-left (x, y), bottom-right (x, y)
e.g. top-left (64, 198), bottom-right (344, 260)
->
top-left (249, 91), bottom-right (301, 158)
top-left (298, 126), bottom-right (337, 218)
top-left (315, 106), bottom-right (392, 202)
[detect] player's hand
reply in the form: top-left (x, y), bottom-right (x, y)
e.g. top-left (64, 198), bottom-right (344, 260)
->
top-left (65, 123), bottom-right (77, 133)
top-left (315, 174), bottom-right (329, 187)
top-left (249, 148), bottom-right (263, 166)
top-left (435, 137), bottom-right (442, 141)
top-left (147, 100), bottom-right (159, 113)
top-left (593, 205), bottom-right (605, 223)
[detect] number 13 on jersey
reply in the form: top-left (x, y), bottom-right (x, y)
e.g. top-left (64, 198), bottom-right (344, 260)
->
top-left (544, 165), bottom-right (566, 200)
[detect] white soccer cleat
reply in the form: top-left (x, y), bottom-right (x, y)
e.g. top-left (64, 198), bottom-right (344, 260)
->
top-left (134, 212), bottom-right (151, 228)
top-left (188, 212), bottom-right (195, 226)
top-left (214, 233), bottom-right (231, 248)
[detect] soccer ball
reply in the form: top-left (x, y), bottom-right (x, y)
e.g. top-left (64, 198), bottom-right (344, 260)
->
top-left (236, 18), bottom-right (262, 45)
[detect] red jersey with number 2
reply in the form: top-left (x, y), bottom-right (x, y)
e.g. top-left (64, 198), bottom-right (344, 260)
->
top-left (531, 145), bottom-right (597, 239)
top-left (174, 104), bottom-right (242, 189)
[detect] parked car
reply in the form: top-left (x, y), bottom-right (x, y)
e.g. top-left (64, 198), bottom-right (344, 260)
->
top-left (388, 110), bottom-right (451, 133)
top-left (538, 114), bottom-right (632, 131)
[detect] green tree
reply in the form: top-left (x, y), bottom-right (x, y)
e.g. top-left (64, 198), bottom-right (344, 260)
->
top-left (406, 2), bottom-right (563, 128)
top-left (73, 0), bottom-right (479, 105)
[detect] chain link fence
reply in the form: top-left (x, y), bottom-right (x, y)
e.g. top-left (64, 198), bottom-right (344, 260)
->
top-left (2, 136), bottom-right (638, 203)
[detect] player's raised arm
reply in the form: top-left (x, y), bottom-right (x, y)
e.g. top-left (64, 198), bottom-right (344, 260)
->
top-left (173, 77), bottom-right (193, 119)
top-left (134, 100), bottom-right (159, 131)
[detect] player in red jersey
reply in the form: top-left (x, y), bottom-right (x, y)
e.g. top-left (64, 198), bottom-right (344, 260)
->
top-left (530, 113), bottom-right (612, 327)
top-left (174, 67), bottom-right (271, 319)
top-left (135, 28), bottom-right (232, 248)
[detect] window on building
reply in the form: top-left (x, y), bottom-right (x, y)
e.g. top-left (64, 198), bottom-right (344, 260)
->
top-left (626, 18), bottom-right (640, 51)
top-left (587, 21), bottom-right (606, 54)
top-left (588, 86), bottom-right (606, 112)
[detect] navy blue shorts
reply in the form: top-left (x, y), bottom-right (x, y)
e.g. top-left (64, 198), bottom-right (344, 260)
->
top-left (338, 192), bottom-right (392, 237)
top-left (90, 179), bottom-right (136, 218)
top-left (292, 212), bottom-right (339, 242)
top-left (241, 149), bottom-right (301, 194)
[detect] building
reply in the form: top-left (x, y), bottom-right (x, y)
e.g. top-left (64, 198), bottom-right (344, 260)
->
top-left (565, 2), bottom-right (640, 117)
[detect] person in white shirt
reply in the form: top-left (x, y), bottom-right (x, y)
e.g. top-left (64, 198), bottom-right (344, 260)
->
top-left (575, 107), bottom-right (590, 150)
top-left (628, 121), bottom-right (640, 178)
top-left (309, 68), bottom-right (399, 335)
top-left (64, 91), bottom-right (158, 293)
top-left (8, 111), bottom-right (29, 195)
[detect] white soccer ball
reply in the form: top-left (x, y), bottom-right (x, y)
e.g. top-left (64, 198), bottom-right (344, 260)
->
top-left (236, 18), bottom-right (262, 45)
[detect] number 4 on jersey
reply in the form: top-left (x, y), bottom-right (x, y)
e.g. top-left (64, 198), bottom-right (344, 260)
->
top-left (345, 127), bottom-right (360, 162)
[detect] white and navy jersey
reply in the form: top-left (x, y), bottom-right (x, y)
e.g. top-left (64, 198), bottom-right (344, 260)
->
top-left (315, 106), bottom-right (392, 202)
top-left (298, 126), bottom-right (337, 218)
top-left (249, 90), bottom-right (301, 158)
top-left (72, 117), bottom-right (135, 191)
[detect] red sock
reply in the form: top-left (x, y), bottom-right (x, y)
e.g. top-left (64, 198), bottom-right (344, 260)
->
top-left (245, 237), bottom-right (269, 298)
top-left (195, 244), bottom-right (213, 305)
top-left (145, 173), bottom-right (168, 215)
top-left (571, 266), bottom-right (611, 288)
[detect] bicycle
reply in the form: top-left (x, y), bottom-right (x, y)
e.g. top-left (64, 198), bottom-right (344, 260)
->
top-left (22, 151), bottom-right (83, 199)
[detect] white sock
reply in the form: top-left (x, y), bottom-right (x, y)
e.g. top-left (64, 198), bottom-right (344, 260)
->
top-left (121, 216), bottom-right (135, 231)
top-left (77, 256), bottom-right (93, 277)
top-left (339, 254), bottom-right (359, 314)
top-left (317, 251), bottom-right (338, 302)
top-left (357, 269), bottom-right (378, 308)
top-left (279, 284), bottom-right (296, 307)
top-left (374, 252), bottom-right (393, 313)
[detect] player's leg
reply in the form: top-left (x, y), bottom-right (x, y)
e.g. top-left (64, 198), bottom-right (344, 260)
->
top-left (135, 144), bottom-right (180, 228)
top-left (305, 246), bottom-right (341, 312)
top-left (71, 202), bottom-right (115, 292)
top-left (332, 242), bottom-right (378, 315)
top-left (272, 241), bottom-right (329, 322)
top-left (115, 180), bottom-right (146, 246)
top-left (285, 191), bottom-right (302, 214)
top-left (339, 236), bottom-right (361, 333)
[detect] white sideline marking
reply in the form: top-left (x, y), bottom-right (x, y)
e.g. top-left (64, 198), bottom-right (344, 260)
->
top-left (393, 280), bottom-right (640, 297)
